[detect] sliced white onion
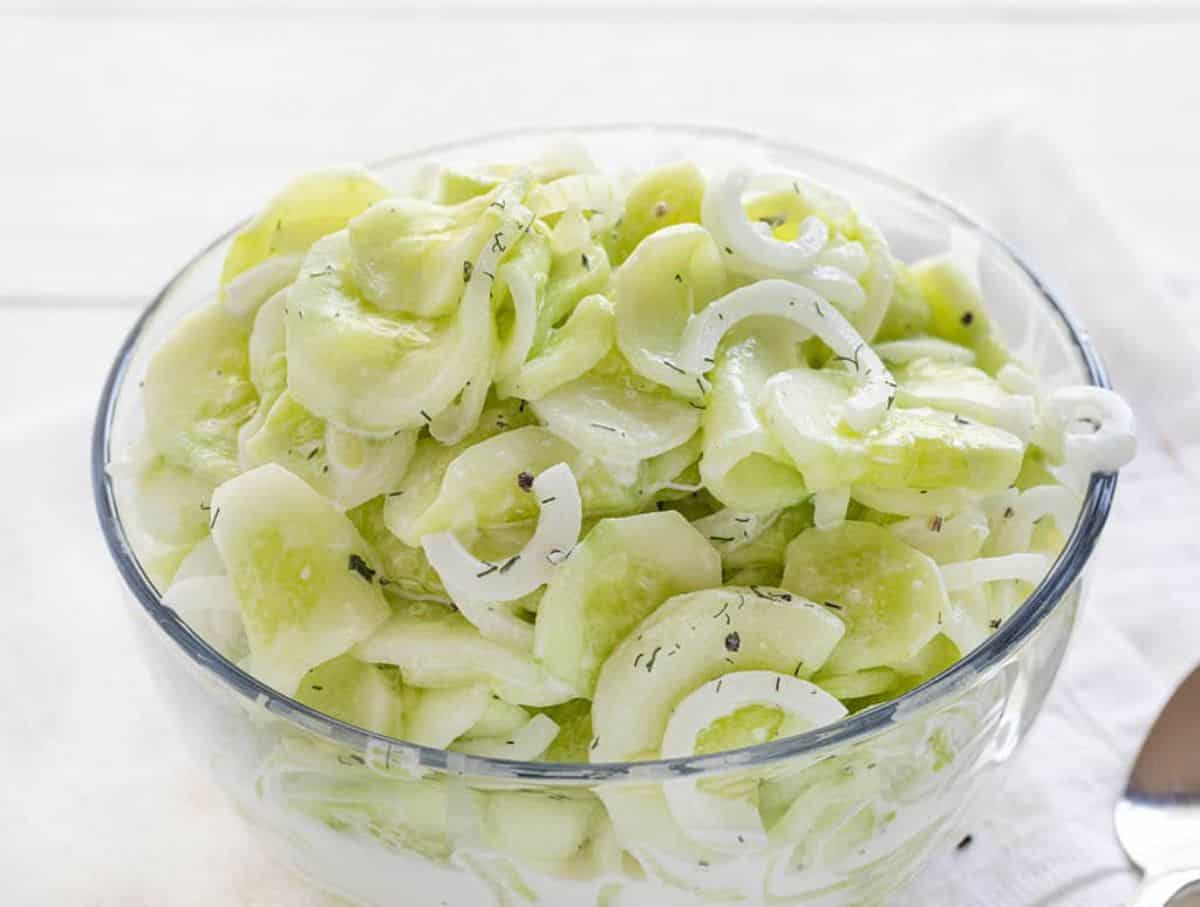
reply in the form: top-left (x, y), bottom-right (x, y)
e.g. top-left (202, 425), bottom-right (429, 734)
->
top-left (548, 205), bottom-right (591, 254)
top-left (815, 238), bottom-right (869, 278)
top-left (660, 671), bottom-right (848, 853)
top-left (702, 168), bottom-right (828, 278)
top-left (813, 487), bottom-right (850, 530)
top-left (451, 714), bottom-right (559, 761)
top-left (874, 338), bottom-right (976, 365)
top-left (403, 684), bottom-right (493, 749)
top-left (793, 265), bottom-right (866, 312)
top-left (1039, 386), bottom-right (1136, 473)
top-left (985, 484), bottom-right (1081, 555)
top-left (997, 362), bottom-right (1038, 395)
top-left (527, 173), bottom-right (623, 231)
top-left (939, 553), bottom-right (1052, 591)
top-left (421, 463), bottom-right (582, 609)
top-left (494, 256), bottom-right (539, 383)
top-left (429, 352), bottom-right (493, 446)
top-left (223, 253), bottom-right (302, 319)
top-left (675, 280), bottom-right (895, 432)
top-left (322, 424), bottom-right (419, 510)
top-left (691, 508), bottom-right (780, 552)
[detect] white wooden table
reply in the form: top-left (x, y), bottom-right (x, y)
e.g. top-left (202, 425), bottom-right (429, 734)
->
top-left (2, 3), bottom-right (1198, 904)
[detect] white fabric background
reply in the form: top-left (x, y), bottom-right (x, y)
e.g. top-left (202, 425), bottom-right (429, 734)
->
top-left (0, 120), bottom-right (1197, 905)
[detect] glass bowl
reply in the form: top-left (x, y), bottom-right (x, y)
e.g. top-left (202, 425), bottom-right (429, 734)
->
top-left (92, 125), bottom-right (1119, 906)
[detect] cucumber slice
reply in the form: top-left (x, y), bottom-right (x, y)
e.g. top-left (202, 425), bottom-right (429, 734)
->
top-left (493, 226), bottom-right (553, 383)
top-left (781, 521), bottom-right (948, 674)
top-left (531, 368), bottom-right (701, 476)
top-left (354, 604), bottom-right (578, 706)
top-left (909, 254), bottom-right (1009, 372)
top-left (220, 166), bottom-right (390, 297)
top-left (434, 167), bottom-right (502, 205)
top-left (611, 161), bottom-right (706, 262)
top-left (590, 586), bottom-right (845, 762)
top-left (497, 293), bottom-right (615, 402)
top-left (612, 224), bottom-right (727, 398)
top-left (537, 699), bottom-right (593, 763)
top-left (347, 187), bottom-right (526, 318)
top-left (888, 508), bottom-right (990, 564)
top-left (875, 336), bottom-right (975, 365)
top-left (533, 511), bottom-right (722, 696)
top-left (894, 356), bottom-right (1034, 438)
top-left (700, 325), bottom-right (808, 512)
top-left (402, 684), bottom-right (492, 748)
top-left (346, 497), bottom-right (449, 604)
top-left (239, 390), bottom-right (418, 510)
top-left (286, 194), bottom-right (528, 435)
top-left (247, 287), bottom-right (289, 400)
top-left (143, 302), bottom-right (257, 485)
top-left (382, 398), bottom-right (535, 546)
top-left (132, 454), bottom-right (216, 546)
top-left (812, 667), bottom-right (901, 702)
top-left (532, 242), bottom-right (613, 355)
top-left (719, 505), bottom-right (815, 580)
top-left (451, 713), bottom-right (559, 760)
top-left (761, 368), bottom-right (1025, 494)
top-left (223, 254), bottom-right (301, 320)
top-left (172, 536), bottom-right (225, 582)
top-left (295, 655), bottom-right (405, 737)
top-left (210, 464), bottom-right (391, 695)
top-left (873, 262), bottom-right (932, 342)
top-left (464, 696), bottom-right (531, 740)
top-left (481, 790), bottom-right (600, 863)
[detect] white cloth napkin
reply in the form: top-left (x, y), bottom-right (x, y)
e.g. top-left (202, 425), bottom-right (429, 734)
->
top-left (1, 122), bottom-right (1196, 906)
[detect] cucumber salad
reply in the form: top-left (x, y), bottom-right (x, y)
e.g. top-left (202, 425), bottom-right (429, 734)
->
top-left (127, 144), bottom-right (1135, 792)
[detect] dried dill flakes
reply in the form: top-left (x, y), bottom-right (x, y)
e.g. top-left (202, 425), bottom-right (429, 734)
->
top-left (386, 490), bottom-right (405, 498)
top-left (498, 555), bottom-right (520, 574)
top-left (823, 600), bottom-right (843, 611)
top-left (673, 272), bottom-right (683, 283)
top-left (953, 414), bottom-right (971, 426)
top-left (590, 422), bottom-right (618, 433)
top-left (476, 562), bottom-right (499, 578)
top-left (540, 495), bottom-right (557, 505)
top-left (724, 631), bottom-right (741, 653)
top-left (590, 737), bottom-right (599, 751)
top-left (462, 260), bottom-right (473, 283)
top-left (960, 311), bottom-right (975, 326)
top-left (580, 252), bottom-right (591, 271)
top-left (419, 409), bottom-right (432, 423)
top-left (306, 446), bottom-right (320, 461)
top-left (815, 301), bottom-right (825, 318)
top-left (653, 200), bottom-right (669, 218)
top-left (517, 471), bottom-right (535, 492)
top-left (956, 834), bottom-right (974, 851)
top-left (310, 683), bottom-right (325, 692)
top-left (644, 646), bottom-right (663, 672)
top-left (1003, 506), bottom-right (1015, 519)
top-left (633, 652), bottom-right (644, 668)
top-left (989, 618), bottom-right (1002, 630)
top-left (758, 213), bottom-right (786, 229)
top-left (491, 232), bottom-right (507, 253)
top-left (709, 535), bottom-right (735, 543)
top-left (688, 401), bottom-right (707, 411)
top-left (929, 515), bottom-right (944, 533)
top-left (348, 554), bottom-right (376, 584)
top-left (661, 358), bottom-right (686, 375)
top-left (792, 660), bottom-right (804, 677)
top-left (1076, 416), bottom-right (1102, 432)
top-left (723, 246), bottom-right (734, 255)
top-left (750, 586), bottom-right (792, 603)
top-left (209, 507), bottom-right (221, 530)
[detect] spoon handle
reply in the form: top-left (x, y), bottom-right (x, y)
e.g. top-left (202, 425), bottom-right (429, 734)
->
top-left (1128, 868), bottom-right (1200, 907)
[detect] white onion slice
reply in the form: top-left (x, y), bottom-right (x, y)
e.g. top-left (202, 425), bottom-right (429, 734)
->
top-left (429, 352), bottom-right (492, 446)
top-left (702, 168), bottom-right (828, 278)
top-left (454, 601), bottom-right (535, 652)
top-left (939, 553), bottom-right (1052, 591)
top-left (813, 487), bottom-right (850, 530)
top-left (874, 338), bottom-right (977, 365)
top-left (451, 714), bottom-right (559, 761)
top-left (163, 574), bottom-right (247, 659)
top-left (997, 362), bottom-right (1038, 395)
top-left (1040, 386), bottom-right (1136, 473)
top-left (852, 484), bottom-right (975, 517)
top-left (985, 484), bottom-right (1081, 555)
top-left (675, 279), bottom-right (895, 432)
top-left (223, 253), bottom-right (302, 318)
top-left (528, 173), bottom-right (623, 231)
top-left (794, 265), bottom-right (866, 312)
top-left (421, 463), bottom-right (582, 609)
top-left (660, 671), bottom-right (848, 853)
top-left (815, 238), bottom-right (869, 278)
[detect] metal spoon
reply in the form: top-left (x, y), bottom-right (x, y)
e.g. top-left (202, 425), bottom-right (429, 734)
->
top-left (1115, 666), bottom-right (1200, 906)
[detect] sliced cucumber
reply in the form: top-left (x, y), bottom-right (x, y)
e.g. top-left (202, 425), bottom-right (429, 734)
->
top-left (888, 508), bottom-right (990, 564)
top-left (143, 302), bottom-right (257, 485)
top-left (537, 699), bottom-right (594, 763)
top-left (132, 454), bottom-right (216, 546)
top-left (239, 390), bottom-right (417, 510)
top-left (532, 242), bottom-right (613, 354)
top-left (909, 254), bottom-right (1008, 372)
top-left (700, 325), bottom-right (808, 512)
top-left (209, 463), bottom-right (391, 695)
top-left (497, 293), bottom-right (615, 402)
top-left (590, 586), bottom-right (845, 762)
top-left (481, 789), bottom-right (600, 863)
top-left (781, 521), bottom-right (947, 674)
top-left (894, 356), bottom-right (1034, 438)
top-left (611, 161), bottom-right (707, 262)
top-left (464, 696), bottom-right (531, 740)
top-left (295, 655), bottom-right (405, 737)
top-left (531, 367), bottom-right (701, 476)
top-left (402, 683), bottom-right (492, 748)
top-left (612, 224), bottom-right (727, 398)
top-left (354, 604), bottom-right (578, 706)
top-left (533, 511), bottom-right (722, 696)
top-left (220, 165), bottom-right (390, 296)
top-left (761, 368), bottom-right (1025, 494)
top-left (163, 573), bottom-right (248, 661)
top-left (346, 497), bottom-right (449, 604)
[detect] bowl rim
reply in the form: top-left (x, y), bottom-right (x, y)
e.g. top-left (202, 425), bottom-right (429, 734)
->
top-left (92, 122), bottom-right (1119, 783)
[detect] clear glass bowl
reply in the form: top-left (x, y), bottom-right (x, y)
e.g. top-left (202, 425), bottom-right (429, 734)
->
top-left (92, 125), bottom-right (1119, 906)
